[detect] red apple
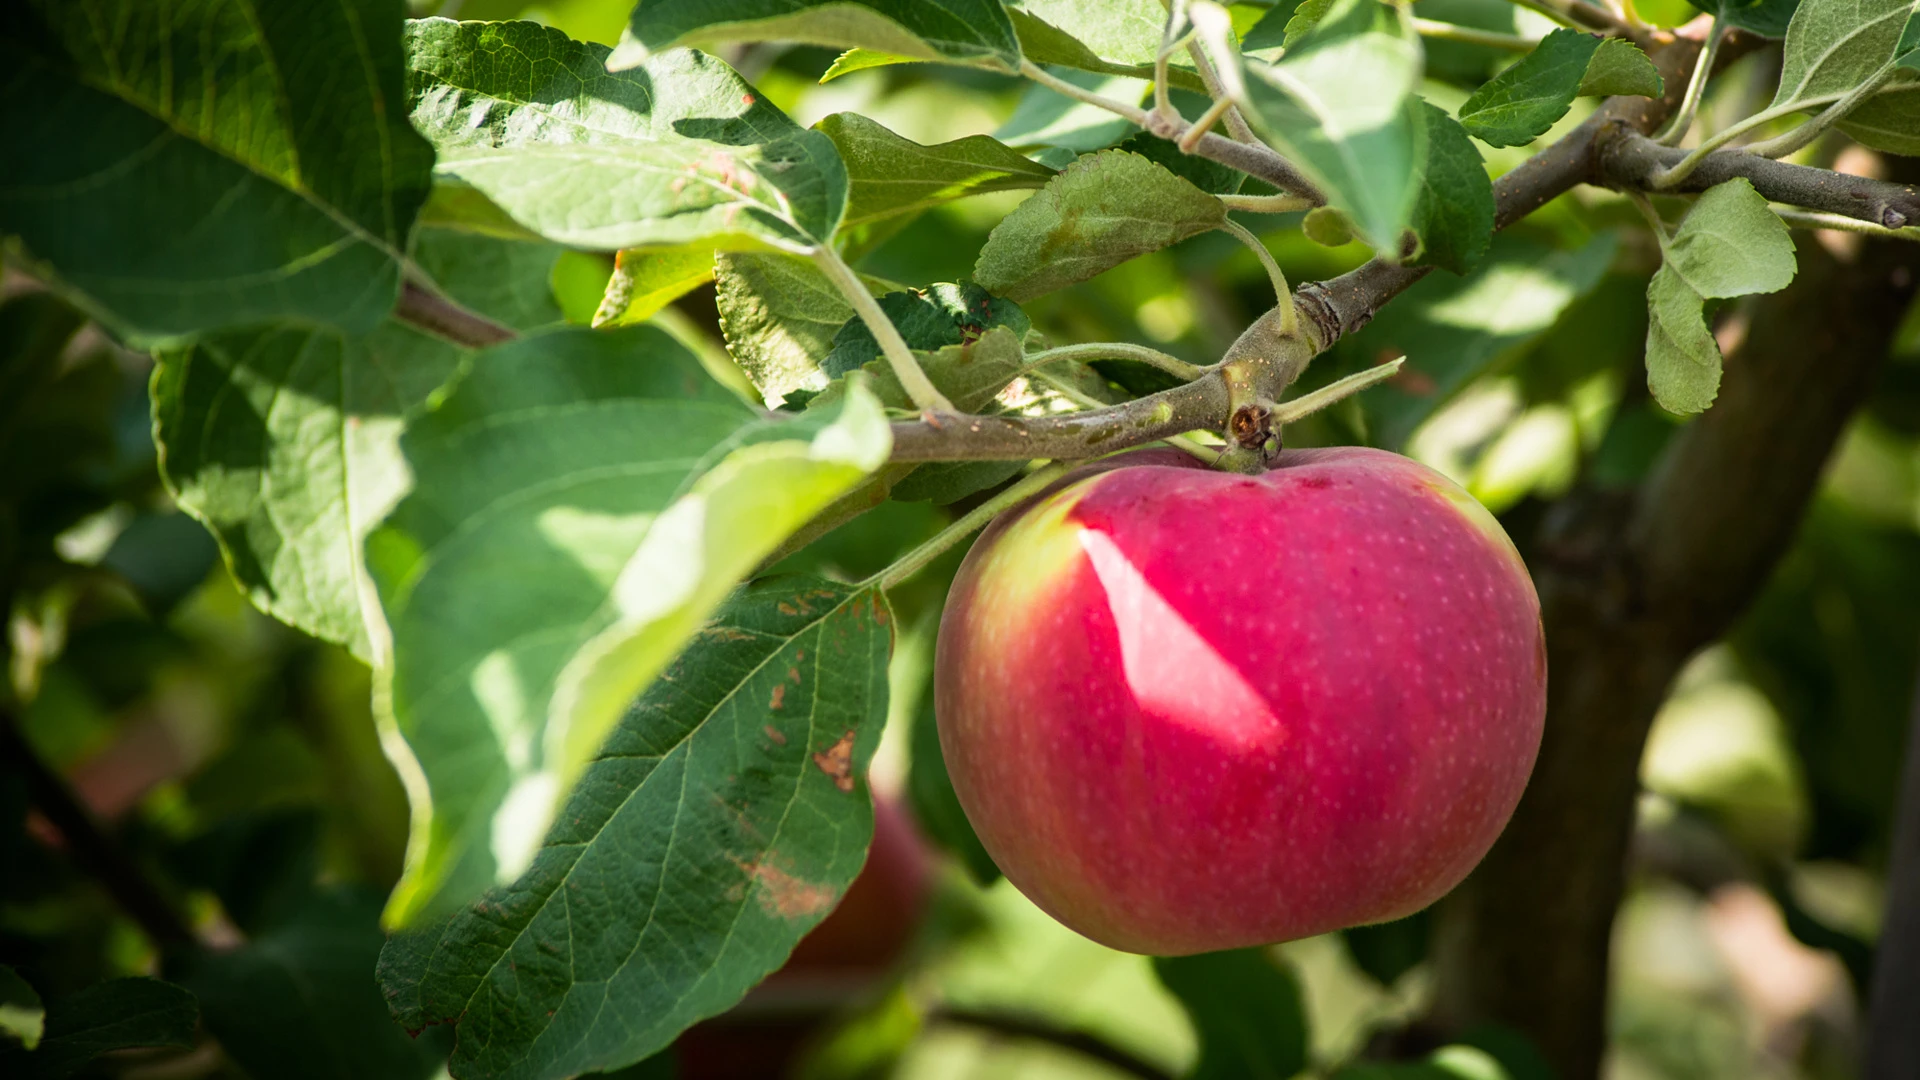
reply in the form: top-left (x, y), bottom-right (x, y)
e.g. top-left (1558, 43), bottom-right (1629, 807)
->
top-left (935, 446), bottom-right (1546, 955)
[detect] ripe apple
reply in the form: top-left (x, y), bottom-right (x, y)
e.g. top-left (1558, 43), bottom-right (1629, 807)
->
top-left (935, 446), bottom-right (1546, 955)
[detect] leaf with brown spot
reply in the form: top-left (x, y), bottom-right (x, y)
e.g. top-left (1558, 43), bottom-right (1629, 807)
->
top-left (812, 730), bottom-right (858, 794)
top-left (379, 577), bottom-right (892, 1080)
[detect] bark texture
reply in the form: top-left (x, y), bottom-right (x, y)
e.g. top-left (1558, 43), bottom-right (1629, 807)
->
top-left (1430, 230), bottom-right (1920, 1078)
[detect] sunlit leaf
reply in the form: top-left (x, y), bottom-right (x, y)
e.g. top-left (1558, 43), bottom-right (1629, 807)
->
top-left (1241, 0), bottom-right (1426, 253)
top-left (716, 252), bottom-right (897, 407)
top-left (407, 19), bottom-right (847, 252)
top-left (612, 0), bottom-right (1021, 69)
top-left (370, 326), bottom-right (888, 924)
top-left (154, 230), bottom-right (561, 659)
top-left (592, 245), bottom-right (720, 328)
top-left (381, 577), bottom-right (892, 1080)
top-left (1353, 234), bottom-right (1618, 448)
top-left (0, 968), bottom-right (43, 1051)
top-left (1579, 38), bottom-right (1664, 98)
top-left (1457, 29), bottom-right (1601, 148)
top-left (1770, 0), bottom-right (1913, 112)
top-left (975, 150), bottom-right (1226, 300)
top-left (0, 0), bottom-right (432, 343)
top-left (1410, 102), bottom-right (1495, 275)
top-left (1839, 81), bottom-right (1920, 156)
top-left (1644, 265), bottom-right (1722, 414)
top-left (819, 114), bottom-right (1057, 229)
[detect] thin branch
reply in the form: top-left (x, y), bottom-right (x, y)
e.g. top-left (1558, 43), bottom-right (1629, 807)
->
top-left (810, 245), bottom-right (954, 414)
top-left (1771, 206), bottom-right (1920, 240)
top-left (1867, 660), bottom-right (1920, 1079)
top-left (1018, 60), bottom-right (1327, 203)
top-left (1654, 21), bottom-right (1721, 146)
top-left (1219, 218), bottom-right (1294, 318)
top-left (1741, 59), bottom-right (1909, 160)
top-left (932, 1008), bottom-right (1176, 1080)
top-left (889, 375), bottom-right (1231, 460)
top-left (1412, 18), bottom-right (1541, 51)
top-left (2, 710), bottom-right (200, 950)
top-left (871, 464), bottom-right (1070, 591)
top-left (1024, 342), bottom-right (1207, 382)
top-left (1218, 193), bottom-right (1317, 213)
top-left (1511, 0), bottom-right (1641, 37)
top-left (1599, 129), bottom-right (1920, 229)
top-left (1183, 32), bottom-right (1259, 143)
top-left (1270, 358), bottom-right (1404, 423)
top-left (394, 281), bottom-right (516, 348)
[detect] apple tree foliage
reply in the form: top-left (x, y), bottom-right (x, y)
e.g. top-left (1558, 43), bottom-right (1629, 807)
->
top-left (4, 0), bottom-right (1920, 1077)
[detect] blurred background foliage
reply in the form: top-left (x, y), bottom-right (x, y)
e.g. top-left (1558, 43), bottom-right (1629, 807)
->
top-left (3, 1), bottom-right (1917, 1078)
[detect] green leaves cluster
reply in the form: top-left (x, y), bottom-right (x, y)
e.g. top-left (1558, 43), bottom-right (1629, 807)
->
top-left (1644, 180), bottom-right (1798, 415)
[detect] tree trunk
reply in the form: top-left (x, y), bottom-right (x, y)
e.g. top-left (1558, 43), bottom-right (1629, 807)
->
top-left (1867, 662), bottom-right (1920, 1079)
top-left (1429, 232), bottom-right (1920, 1078)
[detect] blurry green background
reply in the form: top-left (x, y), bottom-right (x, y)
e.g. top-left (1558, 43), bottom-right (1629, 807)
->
top-left (4, 1), bottom-right (1916, 1078)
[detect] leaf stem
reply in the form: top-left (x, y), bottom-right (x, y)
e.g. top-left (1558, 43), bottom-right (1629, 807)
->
top-left (1154, 0), bottom-right (1191, 121)
top-left (1219, 218), bottom-right (1294, 322)
top-left (1269, 358), bottom-right (1405, 424)
top-left (810, 245), bottom-right (954, 414)
top-left (395, 281), bottom-right (516, 347)
top-left (1654, 20), bottom-right (1721, 147)
top-left (1741, 61), bottom-right (1909, 160)
top-left (1770, 205), bottom-right (1920, 241)
top-left (1626, 190), bottom-right (1673, 255)
top-left (1412, 18), bottom-right (1540, 51)
top-left (1652, 90), bottom-right (1852, 188)
top-left (870, 463), bottom-right (1072, 591)
top-left (1024, 342), bottom-right (1208, 382)
top-left (1218, 192), bottom-right (1318, 214)
top-left (1180, 96), bottom-right (1236, 150)
top-left (1017, 60), bottom-right (1326, 202)
top-left (1183, 28), bottom-right (1259, 143)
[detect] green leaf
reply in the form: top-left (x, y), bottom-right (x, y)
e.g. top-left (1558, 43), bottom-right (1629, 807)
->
top-left (1410, 102), bottom-right (1495, 275)
top-left (1241, 0), bottom-right (1426, 253)
top-left (825, 325), bottom-right (1031, 412)
top-left (716, 252), bottom-right (894, 407)
top-left (594, 245), bottom-right (720, 328)
top-left (1579, 38), bottom-right (1665, 98)
top-left (369, 326), bottom-right (886, 925)
top-left (1245, 0), bottom-right (1338, 52)
top-left (406, 19), bottom-right (847, 252)
top-left (1839, 81), bottom-right (1920, 155)
top-left (824, 283), bottom-right (1032, 376)
top-left (1113, 132), bottom-right (1248, 194)
top-left (0, 979), bottom-right (197, 1080)
top-left (380, 577), bottom-right (892, 1080)
top-left (974, 150), bottom-right (1226, 301)
top-left (176, 888), bottom-right (446, 1080)
top-left (1663, 178), bottom-right (1798, 300)
top-left (1014, 0), bottom-right (1168, 66)
top-left (0, 0), bottom-right (432, 344)
top-left (1351, 233), bottom-right (1618, 449)
top-left (818, 114), bottom-right (1057, 230)
top-left (1770, 0), bottom-right (1914, 112)
top-left (1457, 29), bottom-right (1601, 148)
top-left (0, 968), bottom-right (43, 1051)
top-left (154, 229), bottom-right (559, 659)
top-left (613, 0), bottom-right (1021, 69)
top-left (1153, 950), bottom-right (1308, 1080)
top-left (1644, 265), bottom-right (1722, 414)
top-left (1686, 0), bottom-right (1801, 38)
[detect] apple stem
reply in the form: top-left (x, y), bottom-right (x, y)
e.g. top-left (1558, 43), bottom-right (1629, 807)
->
top-left (868, 463), bottom-right (1072, 592)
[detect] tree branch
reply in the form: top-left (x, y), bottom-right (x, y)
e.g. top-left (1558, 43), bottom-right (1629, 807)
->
top-left (394, 281), bottom-right (516, 348)
top-left (1430, 210), bottom-right (1920, 1080)
top-left (1598, 129), bottom-right (1920, 229)
top-left (2, 709), bottom-right (199, 950)
top-left (1868, 664), bottom-right (1920, 1080)
top-left (932, 1007), bottom-right (1176, 1080)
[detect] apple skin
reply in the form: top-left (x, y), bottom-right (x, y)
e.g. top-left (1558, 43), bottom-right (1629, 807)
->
top-left (934, 446), bottom-right (1546, 955)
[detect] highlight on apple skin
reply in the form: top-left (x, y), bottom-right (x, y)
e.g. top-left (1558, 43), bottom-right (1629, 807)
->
top-left (934, 446), bottom-right (1548, 956)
